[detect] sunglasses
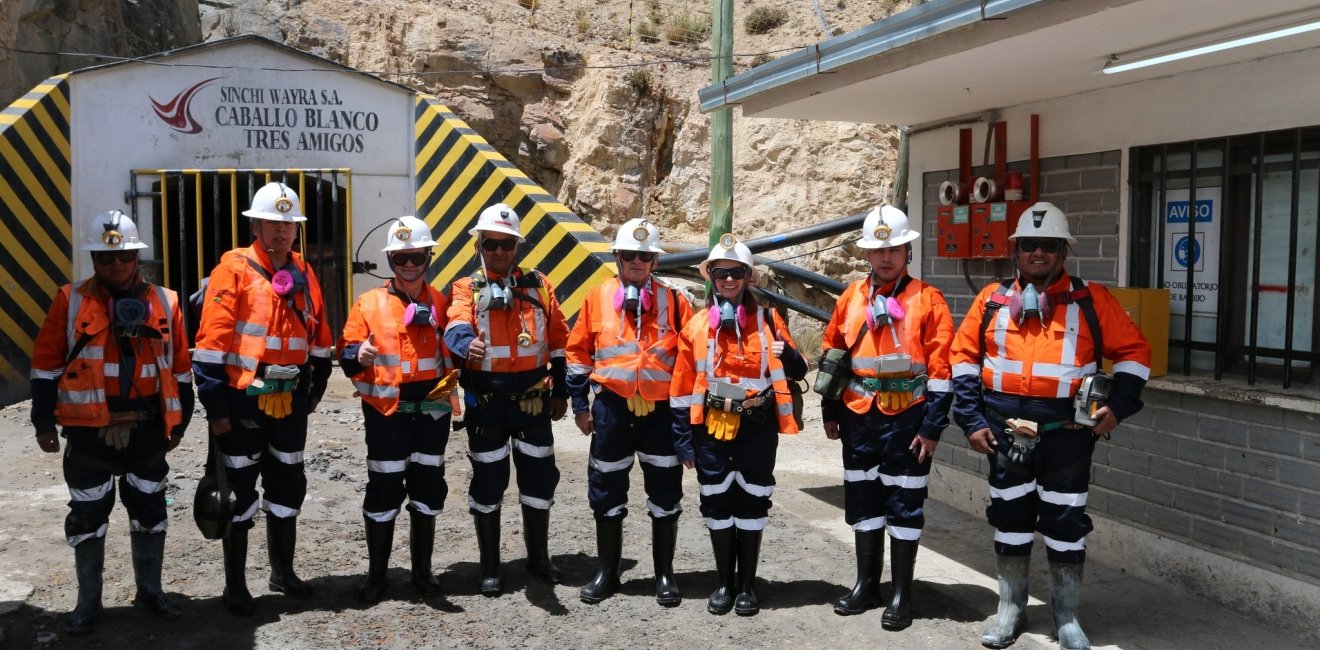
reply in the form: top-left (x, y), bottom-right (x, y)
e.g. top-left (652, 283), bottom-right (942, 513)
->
top-left (618, 251), bottom-right (656, 263)
top-left (1018, 238), bottom-right (1063, 254)
top-left (93, 250), bottom-right (138, 265)
top-left (391, 251), bottom-right (430, 266)
top-left (481, 238), bottom-right (517, 252)
top-left (710, 266), bottom-right (748, 281)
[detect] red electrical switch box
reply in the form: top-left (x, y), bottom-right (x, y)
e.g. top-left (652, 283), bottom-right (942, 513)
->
top-left (971, 201), bottom-right (1030, 258)
top-left (937, 204), bottom-right (970, 257)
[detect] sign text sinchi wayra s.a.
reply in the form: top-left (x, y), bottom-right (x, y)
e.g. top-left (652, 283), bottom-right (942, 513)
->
top-left (210, 83), bottom-right (381, 152)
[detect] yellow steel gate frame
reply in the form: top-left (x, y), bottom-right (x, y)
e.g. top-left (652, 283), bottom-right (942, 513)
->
top-left (127, 168), bottom-right (354, 338)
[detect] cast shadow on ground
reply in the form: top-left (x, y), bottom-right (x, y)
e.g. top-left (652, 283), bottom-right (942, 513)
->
top-left (441, 559), bottom-right (570, 615)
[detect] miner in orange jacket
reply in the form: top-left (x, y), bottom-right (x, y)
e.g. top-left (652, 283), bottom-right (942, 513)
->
top-left (950, 202), bottom-right (1151, 650)
top-left (669, 234), bottom-right (807, 617)
top-left (339, 216), bottom-right (457, 604)
top-left (193, 182), bottom-right (334, 616)
top-left (443, 203), bottom-right (570, 595)
top-left (821, 205), bottom-right (954, 627)
top-left (567, 218), bottom-right (696, 606)
top-left (30, 210), bottom-right (193, 635)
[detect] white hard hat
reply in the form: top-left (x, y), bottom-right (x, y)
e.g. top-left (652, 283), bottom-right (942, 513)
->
top-left (613, 218), bottom-right (664, 254)
top-left (382, 216), bottom-right (438, 252)
top-left (242, 182), bottom-right (307, 222)
top-left (858, 204), bottom-right (919, 249)
top-left (698, 233), bottom-right (756, 281)
top-left (83, 210), bottom-right (149, 252)
top-left (1011, 201), bottom-right (1075, 243)
top-left (468, 203), bottom-right (525, 242)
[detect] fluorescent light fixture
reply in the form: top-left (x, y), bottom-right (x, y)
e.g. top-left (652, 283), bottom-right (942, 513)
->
top-left (1104, 10), bottom-right (1320, 75)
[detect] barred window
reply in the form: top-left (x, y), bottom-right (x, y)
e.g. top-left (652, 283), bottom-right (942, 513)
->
top-left (1130, 128), bottom-right (1320, 388)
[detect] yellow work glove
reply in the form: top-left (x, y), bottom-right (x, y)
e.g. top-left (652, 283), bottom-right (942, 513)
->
top-left (706, 409), bottom-right (741, 441)
top-left (626, 394), bottom-right (655, 417)
top-left (427, 371), bottom-right (460, 401)
top-left (259, 391), bottom-right (294, 419)
top-left (519, 393), bottom-right (543, 416)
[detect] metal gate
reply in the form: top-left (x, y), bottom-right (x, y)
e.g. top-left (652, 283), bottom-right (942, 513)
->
top-left (127, 168), bottom-right (353, 345)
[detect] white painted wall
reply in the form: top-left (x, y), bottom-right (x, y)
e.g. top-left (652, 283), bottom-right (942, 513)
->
top-left (68, 39), bottom-right (415, 290)
top-left (908, 46), bottom-right (1320, 284)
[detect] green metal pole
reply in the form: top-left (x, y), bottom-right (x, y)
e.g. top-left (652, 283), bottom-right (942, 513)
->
top-left (709, 0), bottom-right (733, 248)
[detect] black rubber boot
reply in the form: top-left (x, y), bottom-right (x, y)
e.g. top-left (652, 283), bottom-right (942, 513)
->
top-left (474, 512), bottom-right (502, 595)
top-left (981, 555), bottom-right (1030, 649)
top-left (266, 516), bottom-right (314, 598)
top-left (521, 504), bottom-right (562, 584)
top-left (882, 538), bottom-right (918, 630)
top-left (579, 517), bottom-right (624, 604)
top-left (221, 527), bottom-right (255, 616)
top-left (652, 517), bottom-right (681, 607)
top-left (833, 529), bottom-right (882, 616)
top-left (409, 511), bottom-right (441, 597)
top-left (1050, 561), bottom-right (1090, 650)
top-left (706, 527), bottom-right (737, 615)
top-left (130, 532), bottom-right (181, 620)
top-left (733, 529), bottom-right (763, 616)
top-left (358, 516), bottom-right (395, 604)
top-left (66, 536), bottom-right (105, 635)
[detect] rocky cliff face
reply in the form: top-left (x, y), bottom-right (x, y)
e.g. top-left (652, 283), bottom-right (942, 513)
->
top-left (1, 0), bottom-right (202, 104)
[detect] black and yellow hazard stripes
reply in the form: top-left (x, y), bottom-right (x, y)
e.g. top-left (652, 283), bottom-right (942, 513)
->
top-left (413, 95), bottom-right (615, 320)
top-left (0, 74), bottom-right (72, 403)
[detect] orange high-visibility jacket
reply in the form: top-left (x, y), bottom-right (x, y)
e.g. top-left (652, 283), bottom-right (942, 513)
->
top-left (445, 266), bottom-right (568, 374)
top-left (194, 246), bottom-right (333, 390)
top-left (341, 282), bottom-right (452, 415)
top-left (823, 274), bottom-right (954, 415)
top-left (565, 277), bottom-right (695, 401)
top-left (669, 305), bottom-right (799, 434)
top-left (30, 277), bottom-right (189, 433)
top-left (950, 273), bottom-right (1152, 399)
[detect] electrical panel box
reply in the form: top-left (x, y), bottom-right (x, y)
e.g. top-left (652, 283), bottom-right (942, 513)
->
top-left (971, 201), bottom-right (1031, 258)
top-left (937, 205), bottom-right (970, 257)
top-left (1105, 287), bottom-right (1170, 378)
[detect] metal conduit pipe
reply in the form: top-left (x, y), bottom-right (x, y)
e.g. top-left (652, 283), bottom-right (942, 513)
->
top-left (655, 211), bottom-right (866, 270)
top-left (753, 287), bottom-right (831, 323)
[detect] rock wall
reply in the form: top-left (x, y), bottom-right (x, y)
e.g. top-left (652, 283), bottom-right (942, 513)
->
top-left (1, 0), bottom-right (202, 105)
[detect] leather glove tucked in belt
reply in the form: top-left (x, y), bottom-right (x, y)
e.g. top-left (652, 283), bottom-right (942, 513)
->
top-left (626, 394), bottom-right (655, 417)
top-left (877, 391), bottom-right (914, 411)
top-left (258, 391), bottom-right (294, 419)
top-left (97, 424), bottom-right (133, 450)
top-left (707, 409), bottom-right (741, 442)
top-left (427, 370), bottom-right (460, 401)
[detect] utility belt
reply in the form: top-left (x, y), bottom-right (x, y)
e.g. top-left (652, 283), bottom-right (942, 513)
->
top-left (985, 408), bottom-right (1093, 482)
top-left (245, 378), bottom-right (299, 395)
top-left (475, 387), bottom-right (546, 405)
top-left (705, 389), bottom-right (772, 423)
top-left (397, 399), bottom-right (453, 415)
top-left (859, 375), bottom-right (926, 393)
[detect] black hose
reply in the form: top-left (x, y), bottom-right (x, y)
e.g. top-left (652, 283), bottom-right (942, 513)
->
top-left (753, 287), bottom-right (831, 322)
top-left (656, 210), bottom-right (866, 270)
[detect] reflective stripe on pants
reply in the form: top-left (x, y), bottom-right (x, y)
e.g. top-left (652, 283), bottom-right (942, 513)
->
top-left (839, 404), bottom-right (929, 539)
top-left (691, 416), bottom-right (777, 530)
top-left (362, 402), bottom-right (451, 521)
top-left (986, 426), bottom-right (1096, 564)
top-left (61, 425), bottom-right (170, 545)
top-left (466, 403), bottom-right (560, 514)
top-left (586, 391), bottom-right (683, 521)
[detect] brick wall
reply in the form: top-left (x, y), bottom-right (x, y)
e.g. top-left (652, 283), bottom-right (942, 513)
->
top-left (920, 149), bottom-right (1320, 587)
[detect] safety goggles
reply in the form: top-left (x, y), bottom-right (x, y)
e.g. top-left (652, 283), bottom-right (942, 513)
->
top-left (93, 250), bottom-right (138, 265)
top-left (1017, 238), bottom-right (1063, 254)
top-left (618, 251), bottom-right (656, 263)
top-left (710, 266), bottom-right (748, 281)
top-left (390, 251), bottom-right (430, 266)
top-left (481, 238), bottom-right (517, 252)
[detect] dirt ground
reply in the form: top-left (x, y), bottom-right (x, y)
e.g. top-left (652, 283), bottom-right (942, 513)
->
top-left (0, 372), bottom-right (997, 650)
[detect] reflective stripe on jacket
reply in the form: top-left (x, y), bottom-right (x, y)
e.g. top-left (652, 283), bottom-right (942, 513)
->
top-left (444, 266), bottom-right (568, 374)
top-left (565, 277), bottom-right (693, 401)
top-left (193, 246), bottom-right (331, 390)
top-left (670, 305), bottom-right (799, 434)
top-left (342, 282), bottom-right (452, 415)
top-left (30, 277), bottom-right (186, 432)
top-left (950, 274), bottom-right (1152, 399)
top-left (824, 274), bottom-right (954, 415)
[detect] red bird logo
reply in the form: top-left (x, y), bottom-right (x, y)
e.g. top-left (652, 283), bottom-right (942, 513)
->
top-left (150, 78), bottom-right (220, 134)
